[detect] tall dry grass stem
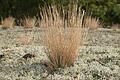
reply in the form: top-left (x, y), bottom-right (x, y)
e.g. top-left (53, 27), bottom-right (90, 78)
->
top-left (42, 4), bottom-right (86, 72)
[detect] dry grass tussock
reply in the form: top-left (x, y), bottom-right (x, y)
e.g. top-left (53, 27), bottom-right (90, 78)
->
top-left (17, 34), bottom-right (33, 45)
top-left (22, 17), bottom-right (36, 28)
top-left (111, 24), bottom-right (120, 29)
top-left (84, 16), bottom-right (101, 30)
top-left (42, 5), bottom-right (85, 72)
top-left (1, 16), bottom-right (15, 29)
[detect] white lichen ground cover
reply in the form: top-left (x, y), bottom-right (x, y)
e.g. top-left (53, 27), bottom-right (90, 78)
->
top-left (0, 27), bottom-right (120, 80)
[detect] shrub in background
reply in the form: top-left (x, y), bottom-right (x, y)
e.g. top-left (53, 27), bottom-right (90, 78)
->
top-left (0, 0), bottom-right (120, 27)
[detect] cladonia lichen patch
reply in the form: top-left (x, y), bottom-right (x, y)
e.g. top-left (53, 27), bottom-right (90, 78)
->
top-left (0, 28), bottom-right (120, 80)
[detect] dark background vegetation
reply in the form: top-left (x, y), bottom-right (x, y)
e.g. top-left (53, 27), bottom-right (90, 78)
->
top-left (0, 0), bottom-right (120, 26)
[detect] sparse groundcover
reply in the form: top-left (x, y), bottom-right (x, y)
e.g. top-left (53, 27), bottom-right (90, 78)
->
top-left (0, 24), bottom-right (120, 80)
